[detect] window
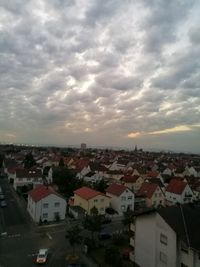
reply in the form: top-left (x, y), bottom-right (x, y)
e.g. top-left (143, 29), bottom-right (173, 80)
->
top-left (101, 199), bottom-right (104, 202)
top-left (128, 196), bottom-right (132, 200)
top-left (43, 203), bottom-right (49, 208)
top-left (155, 193), bottom-right (157, 197)
top-left (54, 212), bottom-right (60, 219)
top-left (159, 193), bottom-right (162, 197)
top-left (54, 202), bottom-right (60, 207)
top-left (121, 196), bottom-right (126, 201)
top-left (160, 252), bottom-right (167, 264)
top-left (160, 233), bottom-right (168, 245)
top-left (121, 205), bottom-right (125, 210)
top-left (43, 213), bottom-right (48, 219)
top-left (94, 199), bottom-right (98, 203)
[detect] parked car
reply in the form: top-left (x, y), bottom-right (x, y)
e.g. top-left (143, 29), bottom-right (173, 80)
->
top-left (0, 194), bottom-right (5, 200)
top-left (0, 200), bottom-right (7, 207)
top-left (98, 229), bottom-right (112, 240)
top-left (36, 249), bottom-right (48, 264)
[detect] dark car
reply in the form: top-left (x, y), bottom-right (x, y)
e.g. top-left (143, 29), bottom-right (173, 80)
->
top-left (98, 230), bottom-right (112, 240)
top-left (1, 200), bottom-right (7, 207)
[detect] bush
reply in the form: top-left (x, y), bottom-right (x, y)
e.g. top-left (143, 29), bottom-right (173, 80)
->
top-left (112, 233), bottom-right (126, 246)
top-left (104, 246), bottom-right (122, 267)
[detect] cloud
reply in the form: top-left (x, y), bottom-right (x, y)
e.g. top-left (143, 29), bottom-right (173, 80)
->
top-left (0, 0), bottom-right (199, 152)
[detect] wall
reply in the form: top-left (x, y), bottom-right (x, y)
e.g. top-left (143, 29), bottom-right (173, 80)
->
top-left (134, 213), bottom-right (177, 267)
top-left (28, 193), bottom-right (66, 223)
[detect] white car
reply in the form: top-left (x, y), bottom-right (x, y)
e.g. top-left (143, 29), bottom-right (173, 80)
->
top-left (36, 249), bottom-right (48, 264)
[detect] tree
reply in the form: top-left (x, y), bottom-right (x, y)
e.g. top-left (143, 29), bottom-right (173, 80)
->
top-left (122, 208), bottom-right (135, 228)
top-left (105, 246), bottom-right (122, 267)
top-left (90, 206), bottom-right (98, 216)
top-left (83, 213), bottom-right (103, 241)
top-left (66, 225), bottom-right (83, 256)
top-left (23, 153), bottom-right (36, 169)
top-left (58, 157), bottom-right (65, 167)
top-left (93, 179), bottom-right (108, 193)
top-left (52, 166), bottom-right (88, 197)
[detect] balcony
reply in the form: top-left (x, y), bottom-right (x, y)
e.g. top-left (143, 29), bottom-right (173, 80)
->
top-left (130, 236), bottom-right (135, 247)
top-left (130, 223), bottom-right (135, 232)
top-left (129, 250), bottom-right (135, 262)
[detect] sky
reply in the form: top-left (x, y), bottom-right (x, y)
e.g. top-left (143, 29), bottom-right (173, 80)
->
top-left (0, 0), bottom-right (200, 153)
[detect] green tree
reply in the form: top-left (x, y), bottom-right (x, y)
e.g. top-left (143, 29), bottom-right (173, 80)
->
top-left (105, 246), bottom-right (122, 267)
top-left (122, 209), bottom-right (135, 229)
top-left (65, 225), bottom-right (83, 256)
top-left (83, 213), bottom-right (103, 241)
top-left (58, 157), bottom-right (65, 167)
top-left (90, 206), bottom-right (98, 216)
top-left (23, 153), bottom-right (36, 169)
top-left (93, 179), bottom-right (108, 193)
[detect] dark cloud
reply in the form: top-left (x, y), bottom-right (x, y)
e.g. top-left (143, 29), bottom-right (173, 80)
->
top-left (0, 0), bottom-right (199, 152)
top-left (142, 0), bottom-right (194, 53)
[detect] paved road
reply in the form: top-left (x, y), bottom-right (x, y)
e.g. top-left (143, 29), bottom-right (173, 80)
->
top-left (0, 179), bottom-right (98, 267)
top-left (0, 178), bottom-right (30, 234)
top-left (0, 178), bottom-right (124, 266)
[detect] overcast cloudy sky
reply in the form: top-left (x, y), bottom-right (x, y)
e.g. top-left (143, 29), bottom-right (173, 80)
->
top-left (0, 0), bottom-right (200, 153)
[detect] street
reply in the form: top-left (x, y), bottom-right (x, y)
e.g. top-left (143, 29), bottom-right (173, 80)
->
top-left (0, 178), bottom-right (125, 267)
top-left (0, 178), bottom-right (70, 267)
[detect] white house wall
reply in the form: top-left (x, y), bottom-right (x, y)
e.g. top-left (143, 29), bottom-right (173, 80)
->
top-left (106, 189), bottom-right (134, 215)
top-left (166, 185), bottom-right (193, 205)
top-left (27, 194), bottom-right (66, 223)
top-left (134, 213), bottom-right (177, 267)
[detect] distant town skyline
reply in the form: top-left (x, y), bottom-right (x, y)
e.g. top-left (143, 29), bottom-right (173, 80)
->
top-left (0, 1), bottom-right (200, 153)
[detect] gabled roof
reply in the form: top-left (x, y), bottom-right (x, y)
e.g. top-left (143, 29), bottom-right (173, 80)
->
top-left (158, 203), bottom-right (200, 250)
top-left (106, 183), bottom-right (130, 196)
top-left (74, 187), bottom-right (105, 200)
top-left (28, 185), bottom-right (61, 202)
top-left (166, 179), bottom-right (187, 194)
top-left (137, 182), bottom-right (158, 198)
top-left (121, 175), bottom-right (140, 183)
top-left (146, 171), bottom-right (159, 178)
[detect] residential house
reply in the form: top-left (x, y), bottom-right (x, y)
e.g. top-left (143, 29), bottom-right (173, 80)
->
top-left (106, 170), bottom-right (124, 182)
top-left (165, 179), bottom-right (194, 205)
top-left (120, 175), bottom-right (143, 193)
top-left (137, 182), bottom-right (165, 207)
top-left (109, 159), bottom-right (129, 171)
top-left (106, 183), bottom-right (135, 215)
top-left (130, 204), bottom-right (200, 267)
top-left (73, 187), bottom-right (110, 215)
top-left (184, 166), bottom-right (198, 177)
top-left (13, 168), bottom-right (43, 190)
top-left (27, 185), bottom-right (66, 223)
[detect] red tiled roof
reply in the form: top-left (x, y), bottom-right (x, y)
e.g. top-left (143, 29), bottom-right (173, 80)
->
top-left (28, 185), bottom-right (61, 202)
top-left (106, 183), bottom-right (128, 196)
top-left (146, 171), bottom-right (159, 178)
top-left (166, 179), bottom-right (187, 194)
top-left (137, 182), bottom-right (158, 198)
top-left (74, 187), bottom-right (104, 200)
top-left (121, 175), bottom-right (140, 183)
